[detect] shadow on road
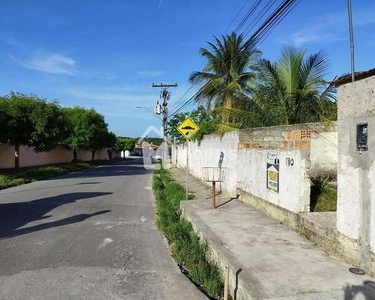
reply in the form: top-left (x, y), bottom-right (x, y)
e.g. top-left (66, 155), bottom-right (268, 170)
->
top-left (0, 192), bottom-right (112, 239)
top-left (53, 161), bottom-right (151, 180)
top-left (343, 281), bottom-right (375, 299)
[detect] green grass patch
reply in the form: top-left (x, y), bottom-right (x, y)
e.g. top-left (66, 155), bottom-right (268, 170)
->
top-left (153, 167), bottom-right (223, 299)
top-left (310, 178), bottom-right (337, 212)
top-left (0, 159), bottom-right (123, 190)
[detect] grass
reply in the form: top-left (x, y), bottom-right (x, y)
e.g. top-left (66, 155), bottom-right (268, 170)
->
top-left (310, 178), bottom-right (337, 212)
top-left (153, 167), bottom-right (224, 299)
top-left (0, 159), bottom-right (124, 190)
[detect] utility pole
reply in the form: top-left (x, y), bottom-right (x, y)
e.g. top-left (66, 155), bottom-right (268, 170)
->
top-left (347, 0), bottom-right (355, 82)
top-left (152, 83), bottom-right (178, 168)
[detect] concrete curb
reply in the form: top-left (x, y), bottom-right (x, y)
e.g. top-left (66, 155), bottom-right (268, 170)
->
top-left (181, 200), bottom-right (266, 300)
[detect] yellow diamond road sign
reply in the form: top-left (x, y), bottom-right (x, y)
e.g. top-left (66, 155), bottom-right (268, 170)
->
top-left (177, 118), bottom-right (200, 140)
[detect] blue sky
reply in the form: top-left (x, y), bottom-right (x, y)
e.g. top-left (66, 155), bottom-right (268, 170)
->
top-left (0, 0), bottom-right (374, 137)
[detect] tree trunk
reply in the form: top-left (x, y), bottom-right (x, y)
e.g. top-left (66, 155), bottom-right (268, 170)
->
top-left (91, 150), bottom-right (96, 161)
top-left (73, 149), bottom-right (78, 162)
top-left (222, 94), bottom-right (232, 124)
top-left (14, 143), bottom-right (20, 169)
top-left (107, 150), bottom-right (113, 160)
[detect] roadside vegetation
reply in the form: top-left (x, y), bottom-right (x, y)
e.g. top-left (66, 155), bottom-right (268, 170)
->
top-left (0, 160), bottom-right (123, 190)
top-left (310, 178), bottom-right (337, 212)
top-left (153, 167), bottom-right (223, 299)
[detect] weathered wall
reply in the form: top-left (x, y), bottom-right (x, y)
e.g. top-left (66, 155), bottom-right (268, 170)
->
top-left (337, 75), bottom-right (375, 271)
top-left (172, 123), bottom-right (337, 213)
top-left (0, 144), bottom-right (111, 169)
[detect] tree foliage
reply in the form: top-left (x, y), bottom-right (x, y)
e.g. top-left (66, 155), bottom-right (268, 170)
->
top-left (105, 131), bottom-right (117, 160)
top-left (0, 93), bottom-right (66, 168)
top-left (63, 107), bottom-right (108, 161)
top-left (224, 46), bottom-right (337, 128)
top-left (114, 137), bottom-right (136, 152)
top-left (189, 32), bottom-right (260, 122)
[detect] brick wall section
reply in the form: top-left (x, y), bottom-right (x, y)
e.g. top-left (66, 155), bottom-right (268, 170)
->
top-left (237, 123), bottom-right (336, 150)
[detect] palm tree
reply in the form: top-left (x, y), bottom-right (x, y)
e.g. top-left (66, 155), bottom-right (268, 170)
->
top-left (189, 32), bottom-right (260, 123)
top-left (228, 46), bottom-right (337, 128)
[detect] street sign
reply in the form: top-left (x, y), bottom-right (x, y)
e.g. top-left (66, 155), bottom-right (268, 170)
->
top-left (177, 118), bottom-right (200, 140)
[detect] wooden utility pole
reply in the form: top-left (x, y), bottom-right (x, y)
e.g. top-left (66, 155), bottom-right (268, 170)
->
top-left (152, 83), bottom-right (178, 167)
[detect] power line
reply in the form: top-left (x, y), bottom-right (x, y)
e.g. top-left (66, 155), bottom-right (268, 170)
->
top-left (241, 0), bottom-right (277, 38)
top-left (234, 0), bottom-right (263, 33)
top-left (224, 0), bottom-right (250, 33)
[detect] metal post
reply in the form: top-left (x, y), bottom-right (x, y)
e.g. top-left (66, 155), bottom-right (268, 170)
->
top-left (212, 181), bottom-right (216, 209)
top-left (186, 142), bottom-right (189, 200)
top-left (347, 0), bottom-right (355, 82)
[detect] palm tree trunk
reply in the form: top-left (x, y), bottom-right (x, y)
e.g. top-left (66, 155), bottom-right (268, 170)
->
top-left (14, 143), bottom-right (20, 169)
top-left (222, 95), bottom-right (232, 123)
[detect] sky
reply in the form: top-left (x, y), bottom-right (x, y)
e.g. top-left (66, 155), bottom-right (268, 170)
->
top-left (0, 0), bottom-right (374, 137)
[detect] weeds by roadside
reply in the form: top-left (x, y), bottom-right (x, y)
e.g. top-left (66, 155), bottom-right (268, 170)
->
top-left (310, 177), bottom-right (337, 212)
top-left (153, 167), bottom-right (223, 299)
top-left (0, 159), bottom-right (127, 190)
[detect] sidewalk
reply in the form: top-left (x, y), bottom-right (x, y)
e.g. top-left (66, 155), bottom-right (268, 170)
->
top-left (170, 167), bottom-right (375, 300)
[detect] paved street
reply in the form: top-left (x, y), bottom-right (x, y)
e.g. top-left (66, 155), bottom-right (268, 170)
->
top-left (0, 159), bottom-right (207, 300)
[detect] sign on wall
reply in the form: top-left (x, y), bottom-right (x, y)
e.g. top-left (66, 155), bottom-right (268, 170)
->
top-left (266, 151), bottom-right (280, 193)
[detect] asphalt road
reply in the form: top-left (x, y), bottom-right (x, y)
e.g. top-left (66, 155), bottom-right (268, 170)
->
top-left (0, 159), bottom-right (207, 300)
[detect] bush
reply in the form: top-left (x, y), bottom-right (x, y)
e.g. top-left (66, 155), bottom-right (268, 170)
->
top-left (310, 177), bottom-right (337, 212)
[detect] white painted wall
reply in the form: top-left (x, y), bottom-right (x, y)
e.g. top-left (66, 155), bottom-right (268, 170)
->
top-left (173, 131), bottom-right (311, 213)
top-left (310, 127), bottom-right (338, 178)
top-left (337, 76), bottom-right (375, 257)
top-left (237, 149), bottom-right (310, 212)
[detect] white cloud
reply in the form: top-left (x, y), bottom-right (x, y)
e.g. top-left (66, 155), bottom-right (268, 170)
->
top-left (137, 70), bottom-right (163, 77)
top-left (291, 30), bottom-right (345, 47)
top-left (9, 51), bottom-right (77, 75)
top-left (290, 7), bottom-right (375, 46)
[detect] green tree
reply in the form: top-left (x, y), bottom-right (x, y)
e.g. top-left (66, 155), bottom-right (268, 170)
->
top-left (63, 107), bottom-right (108, 161)
top-left (84, 110), bottom-right (108, 161)
top-left (0, 97), bottom-right (9, 143)
top-left (0, 93), bottom-right (66, 168)
top-left (105, 131), bottom-right (117, 160)
top-left (114, 137), bottom-right (136, 152)
top-left (189, 32), bottom-right (260, 123)
top-left (230, 46), bottom-right (336, 127)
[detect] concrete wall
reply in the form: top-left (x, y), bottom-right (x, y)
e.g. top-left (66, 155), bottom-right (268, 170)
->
top-left (172, 122), bottom-right (337, 213)
top-left (0, 144), bottom-right (112, 169)
top-left (337, 75), bottom-right (375, 271)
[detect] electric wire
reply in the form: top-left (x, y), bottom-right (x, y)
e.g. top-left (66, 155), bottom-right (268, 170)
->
top-left (225, 0), bottom-right (250, 33)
